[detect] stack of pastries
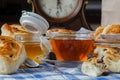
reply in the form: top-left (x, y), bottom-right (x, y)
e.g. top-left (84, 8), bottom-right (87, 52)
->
top-left (0, 23), bottom-right (29, 74)
top-left (81, 24), bottom-right (120, 77)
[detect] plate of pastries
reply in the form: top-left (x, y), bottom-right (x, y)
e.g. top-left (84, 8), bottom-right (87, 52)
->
top-left (81, 24), bottom-right (120, 77)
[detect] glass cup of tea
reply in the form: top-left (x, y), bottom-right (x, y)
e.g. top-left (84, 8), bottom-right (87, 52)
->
top-left (15, 34), bottom-right (48, 64)
top-left (47, 32), bottom-right (95, 62)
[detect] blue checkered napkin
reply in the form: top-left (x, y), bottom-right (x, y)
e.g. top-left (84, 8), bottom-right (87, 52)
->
top-left (63, 67), bottom-right (120, 80)
top-left (0, 64), bottom-right (120, 80)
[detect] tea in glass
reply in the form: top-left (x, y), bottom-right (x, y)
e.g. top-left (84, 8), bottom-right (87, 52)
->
top-left (49, 32), bottom-right (94, 61)
top-left (23, 42), bottom-right (45, 63)
top-left (15, 34), bottom-right (46, 63)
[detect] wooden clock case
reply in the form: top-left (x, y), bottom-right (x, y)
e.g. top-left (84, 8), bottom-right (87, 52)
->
top-left (27, 0), bottom-right (92, 31)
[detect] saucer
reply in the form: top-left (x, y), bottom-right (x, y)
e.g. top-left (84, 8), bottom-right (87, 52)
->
top-left (37, 56), bottom-right (83, 68)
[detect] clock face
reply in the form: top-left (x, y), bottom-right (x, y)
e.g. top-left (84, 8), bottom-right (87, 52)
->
top-left (38, 0), bottom-right (79, 18)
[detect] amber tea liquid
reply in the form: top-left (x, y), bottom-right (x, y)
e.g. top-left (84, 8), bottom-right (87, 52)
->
top-left (23, 42), bottom-right (45, 63)
top-left (50, 39), bottom-right (94, 61)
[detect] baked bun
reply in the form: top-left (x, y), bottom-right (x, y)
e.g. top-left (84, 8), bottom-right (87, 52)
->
top-left (94, 24), bottom-right (120, 40)
top-left (47, 28), bottom-right (74, 33)
top-left (81, 57), bottom-right (106, 77)
top-left (1, 23), bottom-right (30, 38)
top-left (82, 45), bottom-right (120, 76)
top-left (94, 26), bottom-right (105, 39)
top-left (103, 53), bottom-right (120, 72)
top-left (94, 45), bottom-right (117, 58)
top-left (0, 36), bottom-right (26, 74)
top-left (46, 28), bottom-right (75, 39)
top-left (102, 24), bottom-right (120, 34)
top-left (82, 24), bottom-right (120, 76)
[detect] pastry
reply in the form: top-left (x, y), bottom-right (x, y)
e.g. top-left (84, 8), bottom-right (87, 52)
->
top-left (94, 26), bottom-right (105, 39)
top-left (103, 53), bottom-right (120, 72)
top-left (0, 36), bottom-right (26, 74)
top-left (102, 24), bottom-right (120, 34)
top-left (94, 45), bottom-right (118, 58)
top-left (47, 27), bottom-right (74, 33)
top-left (82, 24), bottom-right (120, 76)
top-left (94, 24), bottom-right (120, 40)
top-left (81, 57), bottom-right (106, 77)
top-left (1, 23), bottom-right (30, 38)
top-left (46, 27), bottom-right (75, 38)
top-left (82, 45), bottom-right (120, 76)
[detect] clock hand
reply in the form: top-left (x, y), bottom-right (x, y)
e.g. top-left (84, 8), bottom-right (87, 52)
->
top-left (58, 0), bottom-right (62, 11)
top-left (57, 0), bottom-right (60, 5)
top-left (57, 0), bottom-right (59, 10)
top-left (56, 0), bottom-right (61, 17)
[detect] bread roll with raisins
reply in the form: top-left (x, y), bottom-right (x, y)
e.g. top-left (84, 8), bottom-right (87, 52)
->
top-left (81, 57), bottom-right (106, 77)
top-left (0, 36), bottom-right (26, 74)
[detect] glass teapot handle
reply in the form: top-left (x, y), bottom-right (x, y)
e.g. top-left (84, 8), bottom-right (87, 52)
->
top-left (39, 36), bottom-right (52, 54)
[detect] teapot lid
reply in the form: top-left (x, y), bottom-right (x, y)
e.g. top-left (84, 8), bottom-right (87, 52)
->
top-left (20, 10), bottom-right (49, 34)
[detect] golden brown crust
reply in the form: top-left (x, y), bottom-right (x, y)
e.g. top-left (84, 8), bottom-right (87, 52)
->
top-left (0, 36), bottom-right (22, 61)
top-left (102, 24), bottom-right (120, 34)
top-left (94, 45), bottom-right (118, 56)
top-left (1, 23), bottom-right (31, 38)
top-left (95, 45), bottom-right (117, 52)
top-left (94, 26), bottom-right (105, 39)
top-left (94, 24), bottom-right (120, 40)
top-left (0, 36), bottom-right (26, 74)
top-left (9, 24), bottom-right (28, 33)
top-left (47, 28), bottom-right (75, 33)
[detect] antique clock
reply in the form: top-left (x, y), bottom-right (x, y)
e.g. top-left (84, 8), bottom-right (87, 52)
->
top-left (27, 0), bottom-right (92, 31)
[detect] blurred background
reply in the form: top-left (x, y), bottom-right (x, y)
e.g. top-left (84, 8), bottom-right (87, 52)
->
top-left (0, 0), bottom-right (101, 30)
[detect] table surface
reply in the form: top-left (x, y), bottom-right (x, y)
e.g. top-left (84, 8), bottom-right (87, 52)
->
top-left (0, 63), bottom-right (120, 80)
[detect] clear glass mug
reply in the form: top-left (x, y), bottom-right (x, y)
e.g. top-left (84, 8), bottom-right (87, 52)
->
top-left (47, 32), bottom-right (95, 62)
top-left (15, 34), bottom-right (48, 64)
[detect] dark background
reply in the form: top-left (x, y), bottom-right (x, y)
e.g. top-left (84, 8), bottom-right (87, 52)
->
top-left (0, 0), bottom-right (101, 30)
top-left (0, 0), bottom-right (31, 25)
